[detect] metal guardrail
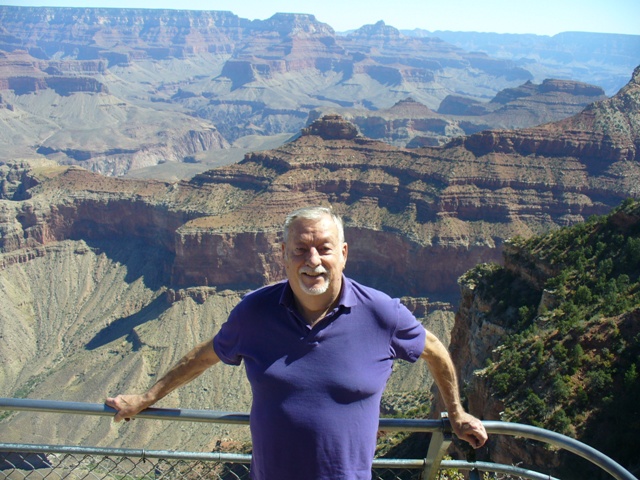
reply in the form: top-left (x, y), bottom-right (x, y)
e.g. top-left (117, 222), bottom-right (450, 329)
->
top-left (0, 398), bottom-right (637, 480)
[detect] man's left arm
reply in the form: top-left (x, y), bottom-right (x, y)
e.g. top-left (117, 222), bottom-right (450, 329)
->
top-left (420, 328), bottom-right (488, 448)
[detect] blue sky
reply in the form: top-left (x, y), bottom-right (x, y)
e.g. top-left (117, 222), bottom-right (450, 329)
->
top-left (2, 0), bottom-right (639, 36)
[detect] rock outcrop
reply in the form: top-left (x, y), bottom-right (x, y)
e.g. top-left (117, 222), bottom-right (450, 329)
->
top-left (319, 78), bottom-right (607, 148)
top-left (0, 50), bottom-right (109, 94)
top-left (462, 65), bottom-right (640, 167)
top-left (438, 79), bottom-right (607, 130)
top-left (447, 200), bottom-right (640, 476)
top-left (0, 75), bottom-right (108, 95)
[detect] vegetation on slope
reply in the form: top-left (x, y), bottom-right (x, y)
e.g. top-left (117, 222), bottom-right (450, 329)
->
top-left (473, 198), bottom-right (640, 475)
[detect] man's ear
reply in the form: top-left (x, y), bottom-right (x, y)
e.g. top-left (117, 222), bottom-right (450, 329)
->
top-left (342, 242), bottom-right (348, 264)
top-left (281, 242), bottom-right (286, 258)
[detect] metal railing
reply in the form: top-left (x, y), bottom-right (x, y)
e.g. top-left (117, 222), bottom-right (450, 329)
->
top-left (0, 398), bottom-right (637, 480)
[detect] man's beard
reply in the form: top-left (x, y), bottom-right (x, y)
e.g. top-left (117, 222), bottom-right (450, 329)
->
top-left (298, 265), bottom-right (330, 295)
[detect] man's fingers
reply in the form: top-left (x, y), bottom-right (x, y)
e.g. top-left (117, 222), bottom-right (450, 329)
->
top-left (106, 396), bottom-right (135, 423)
top-left (469, 433), bottom-right (485, 448)
top-left (465, 428), bottom-right (488, 449)
top-left (456, 420), bottom-right (488, 449)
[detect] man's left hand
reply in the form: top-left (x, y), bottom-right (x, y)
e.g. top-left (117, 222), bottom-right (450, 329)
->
top-left (449, 411), bottom-right (488, 449)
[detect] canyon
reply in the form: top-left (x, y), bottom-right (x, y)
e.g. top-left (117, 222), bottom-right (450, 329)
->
top-left (1, 66), bottom-right (638, 427)
top-left (0, 5), bottom-right (639, 469)
top-left (0, 6), bottom-right (636, 178)
top-left (4, 60), bottom-right (639, 299)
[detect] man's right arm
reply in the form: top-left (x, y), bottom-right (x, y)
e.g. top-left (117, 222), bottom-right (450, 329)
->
top-left (105, 339), bottom-right (220, 422)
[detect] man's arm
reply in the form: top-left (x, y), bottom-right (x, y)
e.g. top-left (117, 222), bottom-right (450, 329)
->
top-left (106, 339), bottom-right (220, 422)
top-left (420, 328), bottom-right (488, 448)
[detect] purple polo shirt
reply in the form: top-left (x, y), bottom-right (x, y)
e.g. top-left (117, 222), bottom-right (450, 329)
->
top-left (213, 276), bottom-right (426, 480)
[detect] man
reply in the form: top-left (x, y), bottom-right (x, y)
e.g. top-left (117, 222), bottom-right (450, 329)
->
top-left (106, 206), bottom-right (487, 479)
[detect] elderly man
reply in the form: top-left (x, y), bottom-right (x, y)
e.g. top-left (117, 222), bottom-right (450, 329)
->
top-left (107, 206), bottom-right (487, 480)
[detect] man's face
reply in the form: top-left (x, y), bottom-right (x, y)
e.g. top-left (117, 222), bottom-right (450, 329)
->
top-left (282, 215), bottom-right (348, 304)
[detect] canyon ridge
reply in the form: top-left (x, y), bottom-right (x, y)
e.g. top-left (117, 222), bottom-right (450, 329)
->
top-left (1, 6), bottom-right (637, 177)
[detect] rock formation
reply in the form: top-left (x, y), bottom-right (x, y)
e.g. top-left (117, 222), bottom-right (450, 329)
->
top-left (315, 79), bottom-right (607, 148)
top-left (2, 65), bottom-right (639, 300)
top-left (462, 66), bottom-right (640, 167)
top-left (2, 5), bottom-right (631, 177)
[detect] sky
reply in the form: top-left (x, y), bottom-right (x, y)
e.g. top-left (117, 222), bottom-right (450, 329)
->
top-left (2, 0), bottom-right (639, 36)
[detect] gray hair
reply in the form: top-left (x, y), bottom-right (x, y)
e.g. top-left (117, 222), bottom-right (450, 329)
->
top-left (283, 206), bottom-right (345, 244)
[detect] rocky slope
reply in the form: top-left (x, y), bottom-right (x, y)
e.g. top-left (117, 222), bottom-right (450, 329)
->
top-left (448, 200), bottom-right (640, 477)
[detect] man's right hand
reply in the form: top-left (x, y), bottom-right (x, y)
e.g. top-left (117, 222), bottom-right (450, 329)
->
top-left (105, 394), bottom-right (152, 422)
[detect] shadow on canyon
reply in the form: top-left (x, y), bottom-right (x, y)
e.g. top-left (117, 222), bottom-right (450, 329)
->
top-left (79, 237), bottom-right (173, 290)
top-left (85, 294), bottom-right (169, 351)
top-left (82, 238), bottom-right (173, 351)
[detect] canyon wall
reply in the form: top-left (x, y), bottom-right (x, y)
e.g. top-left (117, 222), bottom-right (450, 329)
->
top-left (2, 5), bottom-right (634, 177)
top-left (3, 59), bottom-right (639, 298)
top-left (0, 63), bottom-right (639, 462)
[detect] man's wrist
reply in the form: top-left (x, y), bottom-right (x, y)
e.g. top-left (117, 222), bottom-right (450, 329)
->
top-left (445, 403), bottom-right (465, 418)
top-left (141, 391), bottom-right (158, 407)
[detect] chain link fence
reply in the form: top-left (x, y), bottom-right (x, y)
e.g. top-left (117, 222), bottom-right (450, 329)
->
top-left (0, 449), bottom-right (422, 480)
top-left (1, 451), bottom-right (250, 480)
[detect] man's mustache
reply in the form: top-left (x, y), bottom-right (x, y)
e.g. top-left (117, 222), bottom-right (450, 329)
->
top-left (299, 266), bottom-right (327, 275)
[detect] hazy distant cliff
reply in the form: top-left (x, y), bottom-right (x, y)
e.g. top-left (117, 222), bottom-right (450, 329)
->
top-left (1, 5), bottom-right (636, 176)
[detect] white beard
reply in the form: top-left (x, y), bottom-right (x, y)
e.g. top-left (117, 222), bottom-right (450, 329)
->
top-left (298, 266), bottom-right (330, 295)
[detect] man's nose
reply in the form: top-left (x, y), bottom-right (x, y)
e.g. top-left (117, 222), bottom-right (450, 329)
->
top-left (305, 247), bottom-right (321, 266)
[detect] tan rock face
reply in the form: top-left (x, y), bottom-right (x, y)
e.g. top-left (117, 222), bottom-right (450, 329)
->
top-left (172, 229), bottom-right (283, 288)
top-left (171, 224), bottom-right (502, 297)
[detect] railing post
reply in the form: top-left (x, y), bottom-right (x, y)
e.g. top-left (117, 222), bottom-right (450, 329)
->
top-left (421, 412), bottom-right (452, 480)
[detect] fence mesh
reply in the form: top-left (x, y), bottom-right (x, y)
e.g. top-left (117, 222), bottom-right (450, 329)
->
top-left (0, 451), bottom-right (422, 480)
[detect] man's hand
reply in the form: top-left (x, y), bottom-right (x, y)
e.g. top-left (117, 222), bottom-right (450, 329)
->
top-left (449, 411), bottom-right (488, 449)
top-left (105, 394), bottom-right (152, 423)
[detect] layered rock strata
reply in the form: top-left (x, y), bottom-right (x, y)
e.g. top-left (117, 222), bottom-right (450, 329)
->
top-left (2, 6), bottom-right (634, 175)
top-left (2, 64), bottom-right (639, 300)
